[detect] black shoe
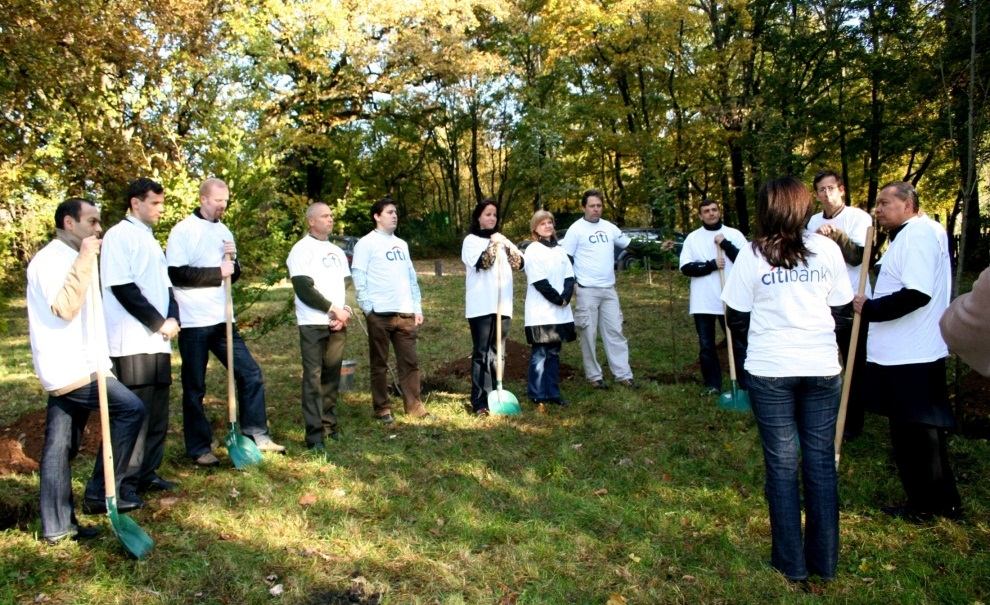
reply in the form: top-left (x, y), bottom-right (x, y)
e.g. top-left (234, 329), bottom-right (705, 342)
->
top-left (376, 413), bottom-right (395, 425)
top-left (618, 379), bottom-right (637, 389)
top-left (881, 505), bottom-right (933, 523)
top-left (74, 524), bottom-right (100, 540)
top-left (138, 475), bottom-right (176, 493)
top-left (549, 397), bottom-right (569, 406)
top-left (82, 496), bottom-right (144, 515)
top-left (591, 380), bottom-right (608, 390)
top-left (938, 505), bottom-right (965, 521)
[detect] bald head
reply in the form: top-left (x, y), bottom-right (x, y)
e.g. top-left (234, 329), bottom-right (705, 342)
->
top-left (199, 178), bottom-right (229, 222)
top-left (306, 202), bottom-right (334, 240)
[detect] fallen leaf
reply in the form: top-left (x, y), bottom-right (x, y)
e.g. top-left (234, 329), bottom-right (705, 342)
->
top-left (218, 532), bottom-right (235, 541)
top-left (266, 574), bottom-right (279, 583)
top-left (593, 488), bottom-right (608, 496)
top-left (682, 574), bottom-right (696, 582)
top-left (298, 493), bottom-right (317, 507)
top-left (435, 517), bottom-right (445, 527)
top-left (628, 553), bottom-right (641, 563)
top-left (34, 594), bottom-right (49, 603)
top-left (662, 473), bottom-right (672, 482)
top-left (269, 583), bottom-right (284, 597)
top-left (572, 443), bottom-right (583, 450)
top-left (331, 488), bottom-right (346, 498)
top-left (606, 594), bottom-right (627, 605)
top-left (643, 458), bottom-right (655, 465)
top-left (229, 487), bottom-right (240, 499)
top-left (618, 458), bottom-right (632, 466)
top-left (388, 434), bottom-right (397, 439)
top-left (882, 563), bottom-right (896, 571)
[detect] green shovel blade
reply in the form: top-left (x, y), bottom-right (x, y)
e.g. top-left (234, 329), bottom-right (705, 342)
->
top-left (488, 385), bottom-right (521, 416)
top-left (226, 422), bottom-right (263, 469)
top-left (106, 497), bottom-right (154, 559)
top-left (718, 382), bottom-right (751, 412)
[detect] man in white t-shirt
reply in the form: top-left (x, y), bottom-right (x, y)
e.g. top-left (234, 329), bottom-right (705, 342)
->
top-left (166, 178), bottom-right (284, 466)
top-left (560, 189), bottom-right (635, 389)
top-left (286, 203), bottom-right (352, 451)
top-left (808, 170), bottom-right (874, 439)
top-left (351, 198), bottom-right (430, 423)
top-left (101, 178), bottom-right (179, 502)
top-left (853, 181), bottom-right (961, 521)
top-left (679, 198), bottom-right (748, 394)
top-left (28, 199), bottom-right (145, 543)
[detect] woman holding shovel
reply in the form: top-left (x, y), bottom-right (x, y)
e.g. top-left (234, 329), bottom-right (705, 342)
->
top-left (461, 200), bottom-right (524, 416)
top-left (721, 177), bottom-right (853, 583)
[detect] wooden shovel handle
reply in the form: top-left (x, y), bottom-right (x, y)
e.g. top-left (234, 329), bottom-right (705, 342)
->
top-left (225, 253), bottom-right (237, 423)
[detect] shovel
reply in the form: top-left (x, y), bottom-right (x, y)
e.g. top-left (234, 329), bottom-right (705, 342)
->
top-left (834, 226), bottom-right (875, 469)
top-left (488, 244), bottom-right (521, 415)
top-left (716, 245), bottom-right (751, 412)
top-left (87, 262), bottom-right (154, 558)
top-left (223, 254), bottom-right (262, 469)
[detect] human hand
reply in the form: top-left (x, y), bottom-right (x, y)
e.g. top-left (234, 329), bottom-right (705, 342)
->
top-left (817, 224), bottom-right (834, 237)
top-left (414, 313), bottom-right (424, 326)
top-left (853, 294), bottom-right (867, 315)
top-left (220, 259), bottom-right (235, 277)
top-left (223, 240), bottom-right (237, 257)
top-left (80, 235), bottom-right (102, 257)
top-left (159, 318), bottom-right (180, 340)
top-left (714, 234), bottom-right (725, 245)
top-left (715, 255), bottom-right (726, 269)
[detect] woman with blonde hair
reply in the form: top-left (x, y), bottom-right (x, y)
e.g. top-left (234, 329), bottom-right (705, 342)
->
top-left (522, 210), bottom-right (575, 406)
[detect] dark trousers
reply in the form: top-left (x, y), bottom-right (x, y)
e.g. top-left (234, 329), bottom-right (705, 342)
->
top-left (365, 312), bottom-right (426, 417)
top-left (40, 378), bottom-right (144, 539)
top-left (889, 420), bottom-right (962, 515)
top-left (178, 323), bottom-right (270, 458)
top-left (694, 314), bottom-right (747, 390)
top-left (299, 325), bottom-right (346, 445)
top-left (112, 354), bottom-right (171, 494)
top-left (468, 314), bottom-right (510, 412)
top-left (835, 319), bottom-right (868, 437)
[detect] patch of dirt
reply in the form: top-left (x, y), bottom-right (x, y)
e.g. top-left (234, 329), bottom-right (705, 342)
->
top-left (303, 572), bottom-right (382, 605)
top-left (0, 410), bottom-right (101, 475)
top-left (956, 370), bottom-right (990, 440)
top-left (423, 338), bottom-right (578, 393)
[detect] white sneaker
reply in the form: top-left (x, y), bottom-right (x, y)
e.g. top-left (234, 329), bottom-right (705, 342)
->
top-left (252, 434), bottom-right (286, 453)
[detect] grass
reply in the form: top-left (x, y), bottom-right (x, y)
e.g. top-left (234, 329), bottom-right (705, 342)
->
top-left (1, 261), bottom-right (988, 604)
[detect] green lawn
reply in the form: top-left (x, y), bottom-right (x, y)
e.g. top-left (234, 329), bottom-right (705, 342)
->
top-left (1, 265), bottom-right (988, 604)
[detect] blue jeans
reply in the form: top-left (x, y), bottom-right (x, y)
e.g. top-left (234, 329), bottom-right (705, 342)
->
top-left (694, 314), bottom-right (747, 390)
top-left (748, 373), bottom-right (841, 581)
top-left (178, 323), bottom-right (270, 458)
top-left (39, 378), bottom-right (145, 540)
top-left (527, 343), bottom-right (561, 402)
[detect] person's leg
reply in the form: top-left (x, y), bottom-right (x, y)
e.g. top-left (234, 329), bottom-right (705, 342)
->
top-left (719, 314), bottom-right (748, 390)
top-left (391, 315), bottom-right (426, 416)
top-left (843, 319), bottom-right (869, 438)
top-left (39, 396), bottom-right (76, 540)
top-left (320, 329), bottom-right (347, 433)
top-left (118, 382), bottom-right (154, 496)
top-left (748, 374), bottom-right (806, 581)
top-left (139, 381), bottom-right (171, 484)
top-left (365, 313), bottom-right (393, 417)
top-left (299, 325), bottom-right (329, 446)
top-left (178, 326), bottom-right (215, 457)
top-left (598, 287), bottom-right (632, 380)
top-left (217, 326), bottom-right (270, 438)
top-left (795, 374), bottom-right (841, 580)
top-left (468, 315), bottom-right (495, 412)
top-left (527, 344), bottom-right (548, 401)
top-left (544, 342), bottom-right (563, 402)
top-left (891, 421), bottom-right (962, 516)
top-left (574, 285), bottom-right (603, 382)
top-left (695, 314), bottom-right (721, 391)
top-left (83, 378), bottom-right (146, 502)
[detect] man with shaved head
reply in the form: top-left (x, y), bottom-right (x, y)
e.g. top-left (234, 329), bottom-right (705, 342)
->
top-left (286, 202), bottom-right (351, 452)
top-left (166, 178), bottom-right (284, 466)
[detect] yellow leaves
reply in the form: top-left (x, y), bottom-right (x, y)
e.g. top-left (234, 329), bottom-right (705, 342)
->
top-left (606, 594), bottom-right (628, 605)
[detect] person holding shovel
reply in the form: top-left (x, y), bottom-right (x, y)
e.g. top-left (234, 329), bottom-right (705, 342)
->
top-left (461, 200), bottom-right (525, 416)
top-left (721, 177), bottom-right (852, 582)
top-left (166, 178), bottom-right (285, 466)
top-left (286, 202), bottom-right (352, 451)
top-left (28, 198), bottom-right (146, 543)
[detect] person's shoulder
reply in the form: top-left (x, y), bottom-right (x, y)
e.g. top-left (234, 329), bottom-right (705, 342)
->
top-left (723, 225), bottom-right (746, 238)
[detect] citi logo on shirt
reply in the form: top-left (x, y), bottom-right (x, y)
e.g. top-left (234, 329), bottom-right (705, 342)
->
top-left (761, 267), bottom-right (830, 285)
top-left (322, 254), bottom-right (342, 268)
top-left (385, 246), bottom-right (407, 261)
top-left (588, 231), bottom-right (609, 244)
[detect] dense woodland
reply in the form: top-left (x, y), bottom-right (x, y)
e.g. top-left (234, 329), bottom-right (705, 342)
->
top-left (1, 0), bottom-right (987, 286)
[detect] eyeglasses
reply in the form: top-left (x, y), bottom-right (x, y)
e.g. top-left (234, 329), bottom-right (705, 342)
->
top-left (816, 185), bottom-right (839, 194)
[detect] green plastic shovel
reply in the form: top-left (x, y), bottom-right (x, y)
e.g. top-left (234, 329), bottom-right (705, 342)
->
top-left (224, 261), bottom-right (262, 469)
top-left (488, 245), bottom-right (521, 415)
top-left (716, 245), bottom-right (751, 412)
top-left (88, 265), bottom-right (154, 558)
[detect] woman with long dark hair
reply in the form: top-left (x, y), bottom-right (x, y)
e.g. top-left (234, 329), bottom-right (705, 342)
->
top-left (721, 176), bottom-right (853, 582)
top-left (461, 200), bottom-right (523, 416)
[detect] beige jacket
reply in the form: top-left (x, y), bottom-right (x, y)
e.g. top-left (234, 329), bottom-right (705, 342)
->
top-left (940, 267), bottom-right (990, 377)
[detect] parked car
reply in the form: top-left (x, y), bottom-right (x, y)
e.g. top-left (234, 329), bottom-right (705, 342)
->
top-left (329, 235), bottom-right (359, 266)
top-left (614, 228), bottom-right (685, 270)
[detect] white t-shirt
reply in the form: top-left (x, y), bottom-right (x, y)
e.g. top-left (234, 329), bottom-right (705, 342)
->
top-left (867, 216), bottom-right (949, 365)
top-left (286, 235), bottom-right (351, 326)
top-left (679, 225), bottom-right (748, 315)
top-left (100, 216), bottom-right (173, 356)
top-left (166, 213), bottom-right (234, 328)
top-left (523, 241), bottom-right (574, 327)
top-left (560, 218), bottom-right (629, 288)
top-left (352, 230), bottom-right (421, 314)
top-left (27, 239), bottom-right (112, 393)
top-left (462, 234), bottom-right (514, 319)
top-left (721, 233), bottom-right (853, 377)
top-left (921, 214), bottom-right (951, 308)
top-left (807, 206), bottom-right (874, 297)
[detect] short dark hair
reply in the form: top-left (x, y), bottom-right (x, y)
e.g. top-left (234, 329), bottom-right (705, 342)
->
top-left (369, 197), bottom-right (395, 222)
top-left (812, 170), bottom-right (844, 190)
top-left (470, 199), bottom-right (499, 233)
top-left (880, 181), bottom-right (920, 211)
top-left (125, 178), bottom-right (164, 211)
top-left (698, 198), bottom-right (718, 211)
top-left (54, 198), bottom-right (96, 231)
top-left (581, 189), bottom-right (604, 207)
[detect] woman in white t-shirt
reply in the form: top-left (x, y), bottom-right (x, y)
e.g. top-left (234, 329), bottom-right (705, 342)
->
top-left (721, 176), bottom-right (853, 583)
top-left (461, 200), bottom-right (524, 416)
top-left (523, 210), bottom-right (576, 406)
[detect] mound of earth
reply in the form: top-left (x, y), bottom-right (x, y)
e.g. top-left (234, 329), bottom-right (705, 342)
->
top-left (423, 338), bottom-right (577, 393)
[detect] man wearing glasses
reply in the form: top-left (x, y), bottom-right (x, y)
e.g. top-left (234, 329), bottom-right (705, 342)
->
top-left (807, 170), bottom-right (874, 440)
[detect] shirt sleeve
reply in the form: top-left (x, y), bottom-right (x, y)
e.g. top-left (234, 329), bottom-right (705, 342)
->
top-left (613, 224), bottom-right (630, 250)
top-left (720, 246), bottom-right (754, 312)
top-left (826, 245), bottom-right (854, 306)
top-left (408, 260), bottom-right (422, 315)
top-left (352, 268), bottom-right (371, 313)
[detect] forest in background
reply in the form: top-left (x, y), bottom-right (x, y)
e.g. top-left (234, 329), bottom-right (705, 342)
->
top-left (1, 0), bottom-right (987, 286)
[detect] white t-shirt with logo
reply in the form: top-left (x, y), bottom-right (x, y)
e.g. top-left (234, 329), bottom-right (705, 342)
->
top-left (560, 218), bottom-right (629, 288)
top-left (166, 213), bottom-right (234, 328)
top-left (679, 225), bottom-right (748, 315)
top-left (867, 216), bottom-right (949, 365)
top-left (462, 234), bottom-right (514, 319)
top-left (352, 230), bottom-right (421, 314)
top-left (286, 235), bottom-right (351, 326)
top-left (807, 206), bottom-right (874, 297)
top-left (101, 216), bottom-right (173, 357)
top-left (721, 233), bottom-right (853, 377)
top-left (27, 239), bottom-right (112, 393)
top-left (523, 242), bottom-right (574, 327)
